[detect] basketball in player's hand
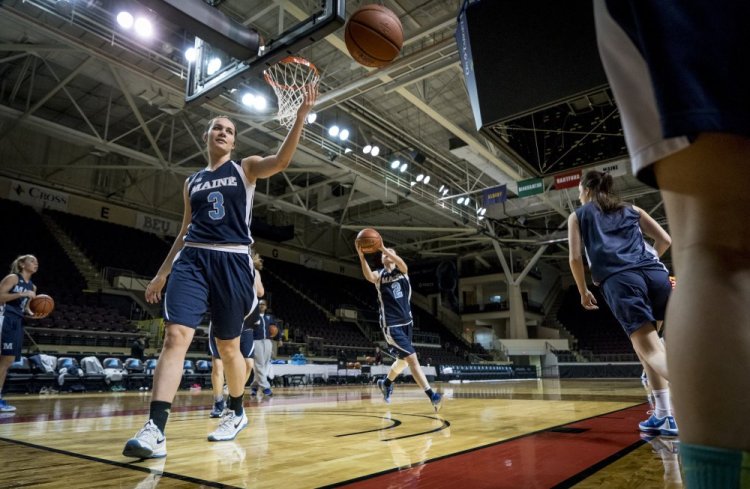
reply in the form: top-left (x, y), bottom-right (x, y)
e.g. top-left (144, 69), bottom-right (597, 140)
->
top-left (356, 228), bottom-right (382, 254)
top-left (29, 294), bottom-right (55, 317)
top-left (269, 324), bottom-right (279, 338)
top-left (344, 5), bottom-right (403, 68)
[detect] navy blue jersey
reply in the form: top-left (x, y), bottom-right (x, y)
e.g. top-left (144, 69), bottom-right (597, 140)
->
top-left (575, 202), bottom-right (666, 284)
top-left (185, 160), bottom-right (255, 245)
top-left (0, 274), bottom-right (33, 318)
top-left (377, 267), bottom-right (413, 327)
top-left (253, 313), bottom-right (279, 340)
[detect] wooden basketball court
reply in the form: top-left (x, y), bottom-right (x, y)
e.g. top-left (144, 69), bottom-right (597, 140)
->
top-left (0, 379), bottom-right (682, 488)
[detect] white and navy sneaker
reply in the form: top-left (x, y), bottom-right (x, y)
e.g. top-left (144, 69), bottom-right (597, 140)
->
top-left (377, 379), bottom-right (393, 404)
top-left (209, 399), bottom-right (225, 418)
top-left (431, 393), bottom-right (443, 413)
top-left (208, 410), bottom-right (248, 442)
top-left (0, 399), bottom-right (16, 412)
top-left (638, 413), bottom-right (679, 437)
top-left (123, 420), bottom-right (167, 458)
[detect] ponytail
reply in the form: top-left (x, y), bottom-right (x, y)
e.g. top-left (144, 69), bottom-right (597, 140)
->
top-left (10, 254), bottom-right (35, 274)
top-left (581, 170), bottom-right (621, 212)
top-left (252, 251), bottom-right (263, 270)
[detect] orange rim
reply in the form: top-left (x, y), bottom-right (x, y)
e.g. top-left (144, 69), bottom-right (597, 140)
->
top-left (264, 56), bottom-right (319, 91)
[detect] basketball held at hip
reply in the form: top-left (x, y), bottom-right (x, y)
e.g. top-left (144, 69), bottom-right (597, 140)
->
top-left (29, 294), bottom-right (55, 317)
top-left (356, 228), bottom-right (382, 254)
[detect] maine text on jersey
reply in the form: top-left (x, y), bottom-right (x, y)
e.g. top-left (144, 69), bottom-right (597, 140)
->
top-left (379, 272), bottom-right (405, 284)
top-left (190, 176), bottom-right (238, 195)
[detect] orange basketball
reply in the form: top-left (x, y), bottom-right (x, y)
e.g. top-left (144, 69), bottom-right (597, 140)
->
top-left (356, 228), bottom-right (382, 254)
top-left (29, 294), bottom-right (54, 317)
top-left (269, 324), bottom-right (279, 338)
top-left (344, 5), bottom-right (403, 68)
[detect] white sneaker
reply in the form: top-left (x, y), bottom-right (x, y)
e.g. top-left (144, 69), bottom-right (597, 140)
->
top-left (123, 420), bottom-right (167, 458)
top-left (208, 410), bottom-right (248, 442)
top-left (0, 399), bottom-right (16, 412)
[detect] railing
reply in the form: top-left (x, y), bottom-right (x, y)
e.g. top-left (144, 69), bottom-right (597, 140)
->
top-left (413, 331), bottom-right (441, 345)
top-left (102, 267), bottom-right (151, 289)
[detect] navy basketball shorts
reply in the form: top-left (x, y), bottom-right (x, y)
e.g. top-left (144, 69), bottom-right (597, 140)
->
top-left (164, 246), bottom-right (256, 340)
top-left (383, 322), bottom-right (416, 359)
top-left (208, 327), bottom-right (255, 358)
top-left (0, 314), bottom-right (23, 359)
top-left (600, 268), bottom-right (671, 336)
top-left (594, 0), bottom-right (750, 186)
top-left (239, 329), bottom-right (255, 358)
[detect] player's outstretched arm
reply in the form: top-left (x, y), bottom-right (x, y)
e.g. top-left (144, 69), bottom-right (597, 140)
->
top-left (381, 246), bottom-right (408, 274)
top-left (356, 244), bottom-right (379, 284)
top-left (242, 85), bottom-right (318, 181)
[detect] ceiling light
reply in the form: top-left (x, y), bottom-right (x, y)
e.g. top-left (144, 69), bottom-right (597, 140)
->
top-left (344, 148), bottom-right (353, 154)
top-left (328, 125), bottom-right (340, 137)
top-left (134, 17), bottom-right (153, 38)
top-left (439, 185), bottom-right (445, 192)
top-left (206, 57), bottom-right (222, 76)
top-left (423, 175), bottom-right (431, 185)
top-left (390, 160), bottom-right (400, 169)
top-left (363, 144), bottom-right (372, 154)
top-left (184, 47), bottom-right (198, 62)
top-left (370, 146), bottom-right (380, 157)
top-left (117, 11), bottom-right (134, 29)
top-left (442, 188), bottom-right (449, 196)
top-left (416, 174), bottom-right (424, 182)
top-left (410, 181), bottom-right (417, 187)
top-left (253, 95), bottom-right (267, 111)
top-left (306, 112), bottom-right (317, 124)
top-left (338, 129), bottom-right (349, 141)
top-left (464, 198), bottom-right (471, 206)
top-left (457, 197), bottom-right (465, 204)
top-left (399, 163), bottom-right (408, 172)
top-left (241, 93), bottom-right (255, 106)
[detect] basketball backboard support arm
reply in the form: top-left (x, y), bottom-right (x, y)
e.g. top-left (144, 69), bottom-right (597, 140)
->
top-left (136, 0), bottom-right (260, 60)
top-left (184, 0), bottom-right (345, 108)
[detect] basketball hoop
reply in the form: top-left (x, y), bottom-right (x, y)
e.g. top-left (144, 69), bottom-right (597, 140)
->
top-left (264, 56), bottom-right (320, 129)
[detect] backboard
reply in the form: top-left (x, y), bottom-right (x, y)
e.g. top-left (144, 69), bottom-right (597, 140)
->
top-left (182, 0), bottom-right (345, 107)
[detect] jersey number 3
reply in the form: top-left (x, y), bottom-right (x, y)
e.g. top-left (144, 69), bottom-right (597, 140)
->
top-left (207, 191), bottom-right (225, 220)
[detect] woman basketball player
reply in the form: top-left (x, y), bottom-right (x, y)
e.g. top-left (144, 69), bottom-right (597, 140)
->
top-left (356, 244), bottom-right (442, 412)
top-left (0, 255), bottom-right (45, 413)
top-left (208, 250), bottom-right (264, 418)
top-left (568, 170), bottom-right (677, 436)
top-left (594, 3), bottom-right (750, 484)
top-left (123, 85), bottom-right (317, 459)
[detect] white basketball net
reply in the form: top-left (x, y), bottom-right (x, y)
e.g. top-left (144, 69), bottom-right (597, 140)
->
top-left (264, 56), bottom-right (320, 129)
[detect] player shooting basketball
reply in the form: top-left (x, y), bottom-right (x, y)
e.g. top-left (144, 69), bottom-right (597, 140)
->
top-left (123, 84), bottom-right (318, 459)
top-left (356, 242), bottom-right (443, 412)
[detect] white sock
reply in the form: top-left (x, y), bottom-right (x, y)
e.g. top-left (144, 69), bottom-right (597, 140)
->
top-left (653, 388), bottom-right (672, 418)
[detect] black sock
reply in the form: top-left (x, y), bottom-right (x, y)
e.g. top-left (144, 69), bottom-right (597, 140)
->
top-left (149, 401), bottom-right (171, 434)
top-left (384, 378), bottom-right (393, 388)
top-left (424, 388), bottom-right (434, 399)
top-left (228, 394), bottom-right (244, 416)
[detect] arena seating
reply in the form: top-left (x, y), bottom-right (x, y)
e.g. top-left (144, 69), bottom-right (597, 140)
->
top-left (557, 286), bottom-right (638, 362)
top-left (0, 199), bottom-right (86, 304)
top-left (44, 209), bottom-right (169, 277)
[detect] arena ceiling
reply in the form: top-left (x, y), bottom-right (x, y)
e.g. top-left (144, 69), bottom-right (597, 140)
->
top-left (0, 0), bottom-right (665, 273)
